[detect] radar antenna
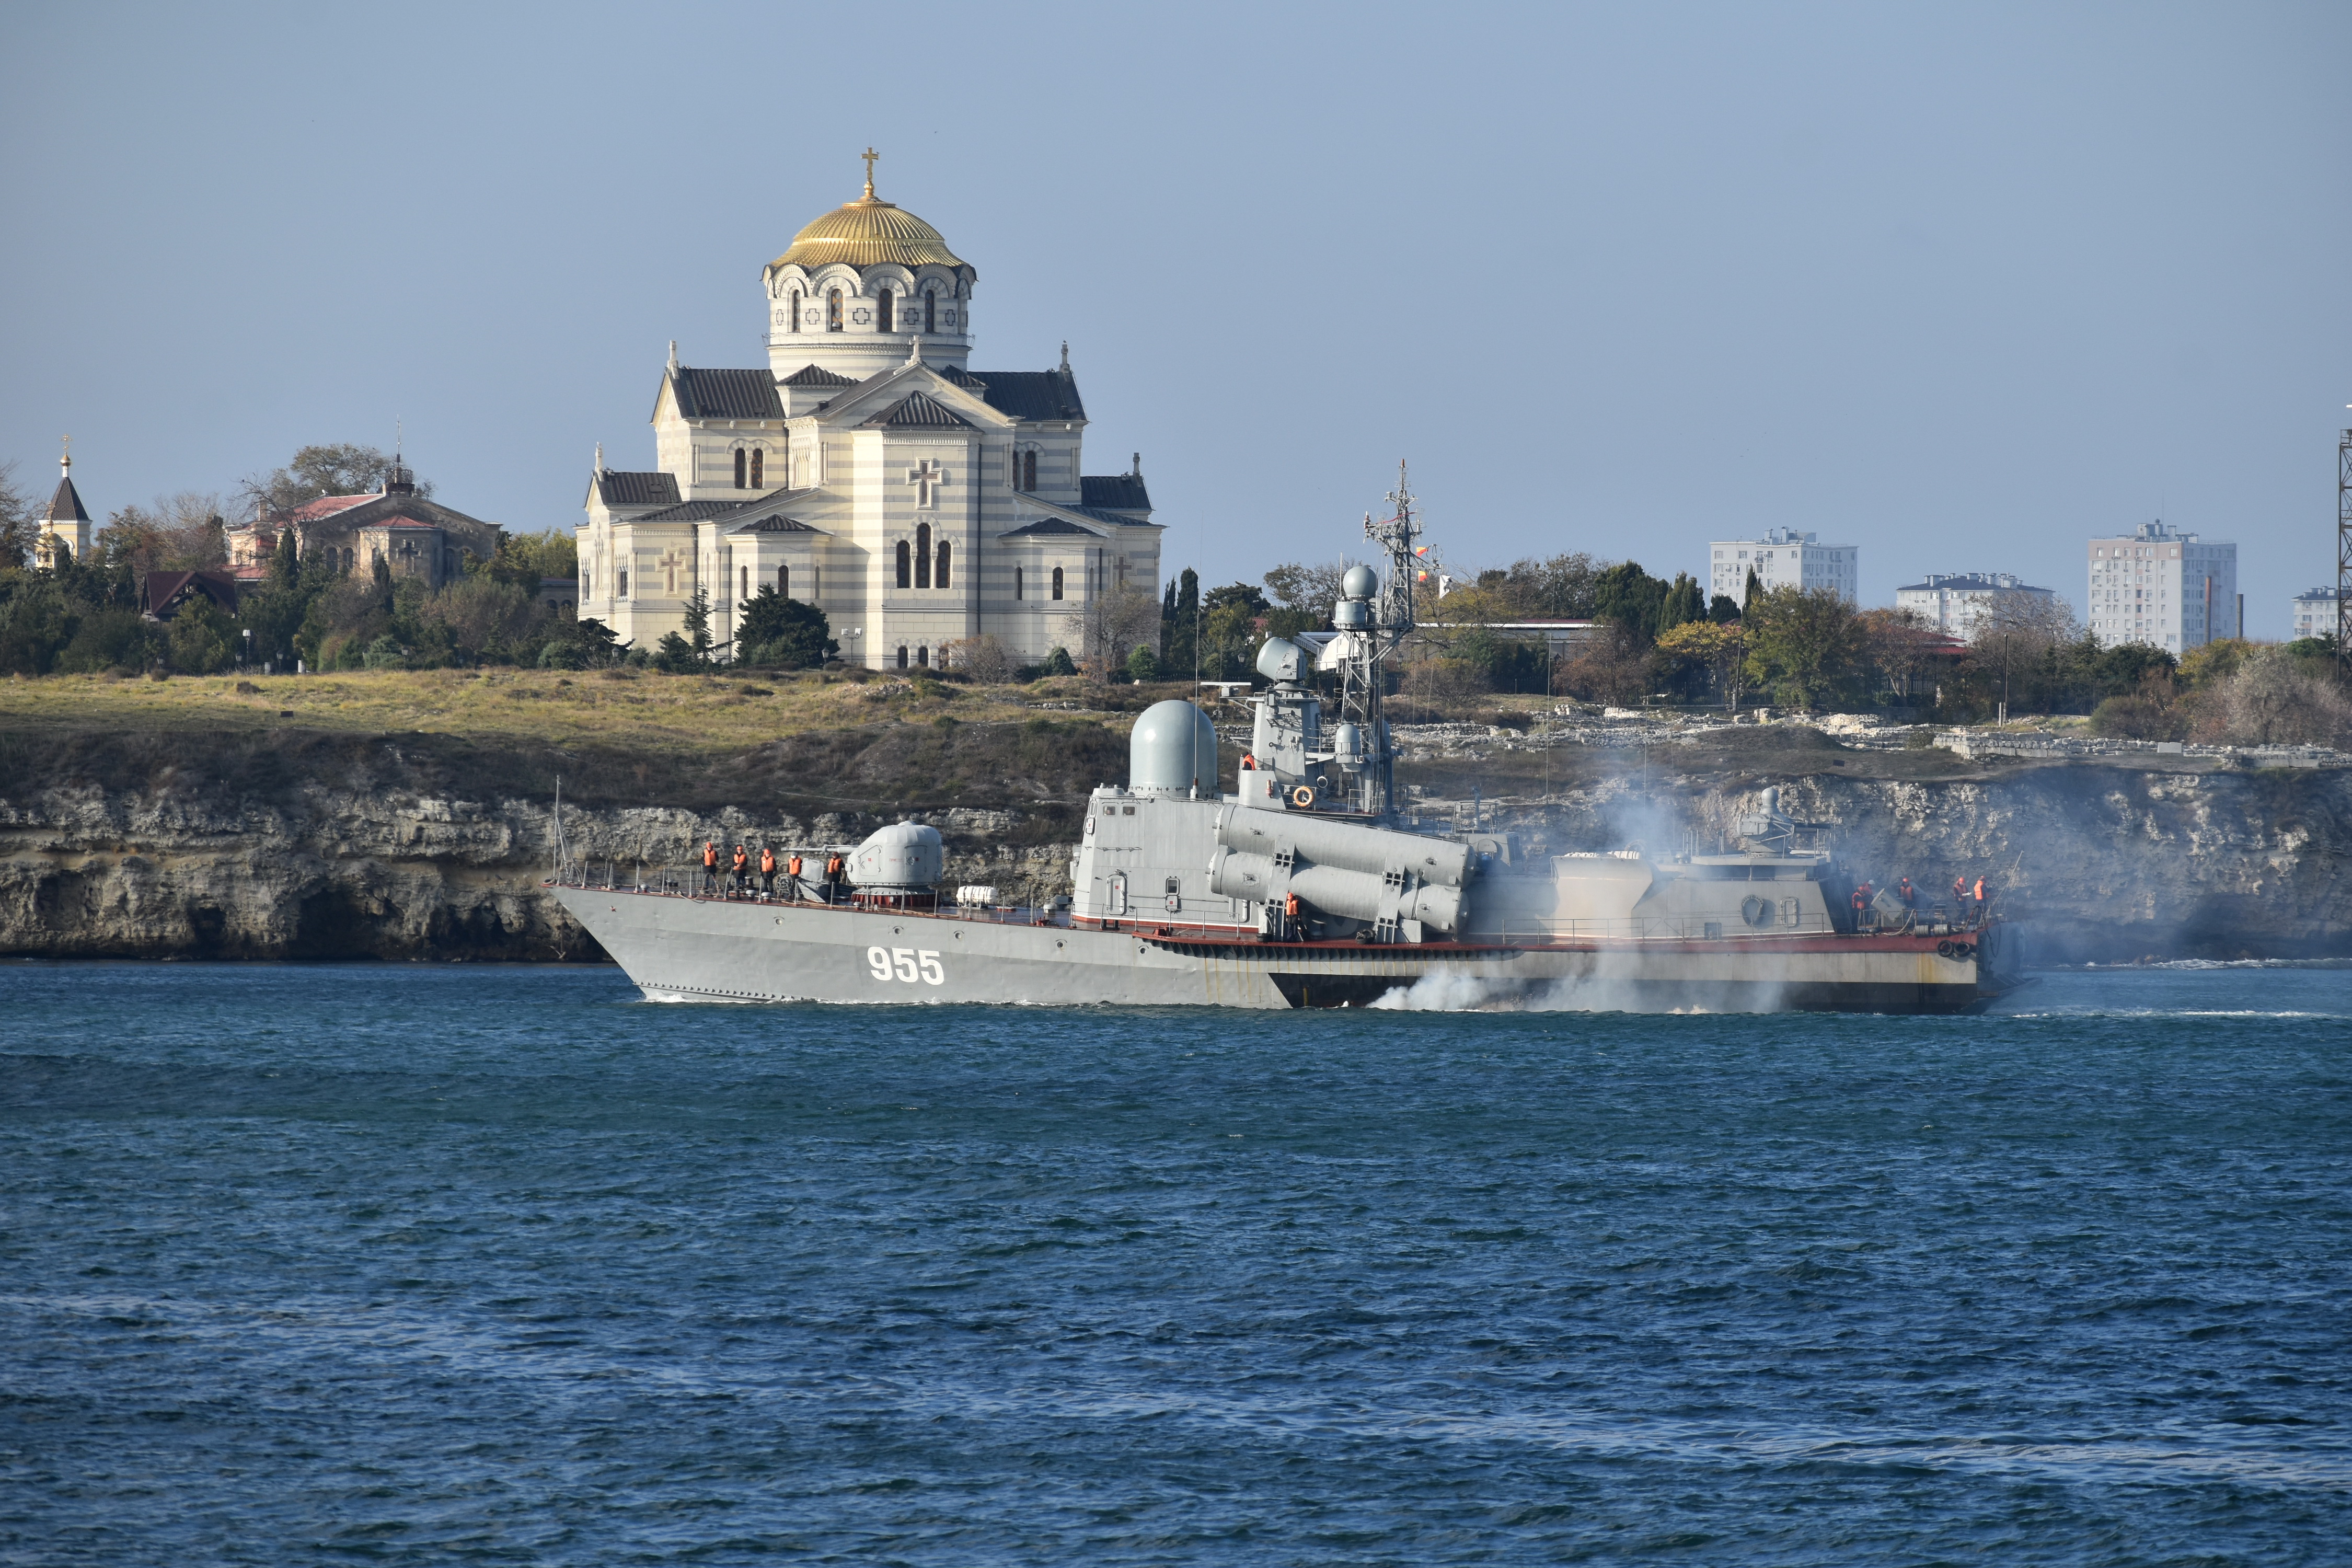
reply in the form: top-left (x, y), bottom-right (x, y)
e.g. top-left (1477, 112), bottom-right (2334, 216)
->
top-left (1337, 460), bottom-right (1424, 818)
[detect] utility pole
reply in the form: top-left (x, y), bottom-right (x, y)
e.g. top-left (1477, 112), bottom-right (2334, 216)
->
top-left (2338, 424), bottom-right (2350, 673)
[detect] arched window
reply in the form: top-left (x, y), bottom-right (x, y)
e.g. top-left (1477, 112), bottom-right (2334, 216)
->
top-left (1023, 449), bottom-right (1039, 491)
top-left (740, 565), bottom-right (749, 601)
top-left (777, 564), bottom-right (789, 598)
top-left (618, 567), bottom-right (630, 598)
top-left (877, 290), bottom-right (894, 332)
top-left (936, 540), bottom-right (950, 590)
top-left (733, 448), bottom-right (747, 489)
top-left (1051, 566), bottom-right (1064, 601)
top-left (917, 645), bottom-right (929, 668)
top-left (915, 523), bottom-right (932, 588)
top-left (789, 290), bottom-right (802, 333)
top-left (924, 290), bottom-right (937, 333)
top-left (1014, 566), bottom-right (1024, 601)
top-left (749, 449), bottom-right (763, 488)
top-left (895, 540), bottom-right (911, 588)
top-left (827, 289), bottom-right (843, 331)
top-left (896, 645), bottom-right (908, 670)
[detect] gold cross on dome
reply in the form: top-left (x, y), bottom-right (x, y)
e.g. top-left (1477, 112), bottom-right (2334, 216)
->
top-left (861, 147), bottom-right (879, 198)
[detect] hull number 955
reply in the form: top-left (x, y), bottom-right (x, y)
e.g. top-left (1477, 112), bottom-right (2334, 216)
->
top-left (868, 946), bottom-right (944, 985)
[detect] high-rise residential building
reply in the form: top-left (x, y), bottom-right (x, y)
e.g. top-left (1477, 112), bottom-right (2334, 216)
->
top-left (1707, 527), bottom-right (1858, 605)
top-left (2290, 586), bottom-right (2338, 641)
top-left (2084, 521), bottom-right (2235, 653)
top-left (1894, 572), bottom-right (2059, 638)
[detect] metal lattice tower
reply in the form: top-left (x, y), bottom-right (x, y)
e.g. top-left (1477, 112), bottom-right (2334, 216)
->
top-left (2339, 426), bottom-right (2351, 668)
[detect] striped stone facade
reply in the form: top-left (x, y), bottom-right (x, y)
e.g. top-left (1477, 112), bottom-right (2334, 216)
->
top-left (577, 177), bottom-right (1161, 670)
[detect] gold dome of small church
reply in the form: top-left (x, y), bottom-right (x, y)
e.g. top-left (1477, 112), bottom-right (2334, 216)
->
top-left (769, 150), bottom-right (966, 271)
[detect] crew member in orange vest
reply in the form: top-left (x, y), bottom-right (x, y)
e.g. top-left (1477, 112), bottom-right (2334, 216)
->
top-left (730, 844), bottom-right (748, 894)
top-left (1283, 890), bottom-right (1301, 937)
top-left (825, 852), bottom-right (845, 902)
top-left (1972, 875), bottom-right (1989, 925)
top-left (787, 853), bottom-right (804, 898)
top-left (1896, 876), bottom-right (1916, 910)
top-left (1851, 881), bottom-right (1873, 928)
top-left (701, 840), bottom-right (719, 894)
top-left (759, 845), bottom-right (777, 896)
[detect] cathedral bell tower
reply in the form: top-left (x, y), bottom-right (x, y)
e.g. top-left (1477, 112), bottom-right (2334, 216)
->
top-left (762, 150), bottom-right (977, 381)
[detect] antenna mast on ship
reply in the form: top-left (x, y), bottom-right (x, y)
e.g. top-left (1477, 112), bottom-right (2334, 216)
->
top-left (1339, 459), bottom-right (1423, 820)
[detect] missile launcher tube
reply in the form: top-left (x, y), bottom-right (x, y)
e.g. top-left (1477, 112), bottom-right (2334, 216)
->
top-left (1213, 805), bottom-right (1473, 889)
top-left (1208, 848), bottom-right (1466, 935)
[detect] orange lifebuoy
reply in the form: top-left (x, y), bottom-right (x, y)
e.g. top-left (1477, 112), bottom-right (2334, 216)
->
top-left (1290, 785), bottom-right (1317, 809)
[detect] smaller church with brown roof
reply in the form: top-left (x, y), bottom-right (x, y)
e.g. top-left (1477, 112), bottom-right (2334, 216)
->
top-left (223, 458), bottom-right (503, 590)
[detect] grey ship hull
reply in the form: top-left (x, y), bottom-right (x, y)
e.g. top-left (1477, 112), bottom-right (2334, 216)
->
top-left (552, 885), bottom-right (1997, 1013)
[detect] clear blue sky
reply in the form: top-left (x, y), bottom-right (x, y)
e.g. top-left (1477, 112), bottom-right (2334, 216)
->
top-left (3, 1), bottom-right (2346, 633)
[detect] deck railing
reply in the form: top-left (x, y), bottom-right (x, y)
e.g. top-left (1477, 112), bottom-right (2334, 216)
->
top-left (547, 868), bottom-right (1996, 949)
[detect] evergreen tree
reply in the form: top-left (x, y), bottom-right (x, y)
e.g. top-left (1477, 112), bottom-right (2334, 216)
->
top-left (268, 526), bottom-right (298, 590)
top-left (655, 589), bottom-right (718, 672)
top-left (733, 585), bottom-right (837, 668)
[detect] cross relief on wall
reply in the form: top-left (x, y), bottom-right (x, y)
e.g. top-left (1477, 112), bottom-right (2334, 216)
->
top-left (907, 459), bottom-right (945, 509)
top-left (658, 549), bottom-right (682, 595)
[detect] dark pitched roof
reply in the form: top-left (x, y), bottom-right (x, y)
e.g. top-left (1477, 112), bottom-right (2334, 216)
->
top-left (999, 517), bottom-right (1104, 538)
top-left (670, 367), bottom-right (784, 420)
top-left (45, 475), bottom-right (90, 524)
top-left (967, 368), bottom-right (1085, 422)
top-left (1069, 503), bottom-right (1155, 529)
top-left (728, 516), bottom-right (820, 534)
top-left (780, 363), bottom-right (856, 387)
top-left (596, 470), bottom-right (681, 507)
top-left (863, 390), bottom-right (974, 429)
top-left (638, 487), bottom-right (822, 526)
top-left (1080, 474), bottom-right (1151, 512)
top-left (140, 569), bottom-right (240, 619)
top-left (638, 498), bottom-right (769, 523)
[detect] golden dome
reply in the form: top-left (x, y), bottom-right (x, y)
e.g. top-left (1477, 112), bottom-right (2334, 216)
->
top-left (769, 192), bottom-right (966, 273)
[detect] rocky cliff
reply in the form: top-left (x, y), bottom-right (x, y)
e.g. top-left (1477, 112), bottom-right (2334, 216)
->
top-left (1, 723), bottom-right (2344, 965)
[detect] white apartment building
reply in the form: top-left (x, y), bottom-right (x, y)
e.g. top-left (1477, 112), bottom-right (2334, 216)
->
top-left (1895, 572), bottom-right (2059, 638)
top-left (2084, 521), bottom-right (2235, 653)
top-left (1708, 527), bottom-right (1858, 604)
top-left (2290, 586), bottom-right (2339, 641)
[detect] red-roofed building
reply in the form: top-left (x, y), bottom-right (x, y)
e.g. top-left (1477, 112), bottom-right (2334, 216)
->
top-left (224, 461), bottom-right (502, 590)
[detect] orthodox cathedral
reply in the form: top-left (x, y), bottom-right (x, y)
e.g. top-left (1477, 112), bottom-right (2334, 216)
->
top-left (577, 154), bottom-right (1162, 668)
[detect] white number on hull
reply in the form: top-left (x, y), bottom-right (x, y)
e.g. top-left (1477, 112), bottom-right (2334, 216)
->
top-left (867, 946), bottom-right (945, 986)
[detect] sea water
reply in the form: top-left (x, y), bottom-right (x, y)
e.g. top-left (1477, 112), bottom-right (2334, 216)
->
top-left (3, 962), bottom-right (2348, 1564)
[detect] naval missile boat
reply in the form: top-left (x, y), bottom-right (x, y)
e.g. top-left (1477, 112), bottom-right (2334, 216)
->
top-left (550, 471), bottom-right (2008, 1012)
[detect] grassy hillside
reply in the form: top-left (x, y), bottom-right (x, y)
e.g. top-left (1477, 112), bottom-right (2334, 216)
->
top-left (0, 667), bottom-right (1180, 818)
top-left (0, 666), bottom-right (1062, 750)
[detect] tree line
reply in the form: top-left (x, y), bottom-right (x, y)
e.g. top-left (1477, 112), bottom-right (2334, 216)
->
top-left (1134, 546), bottom-right (2349, 744)
top-left (0, 446), bottom-right (595, 676)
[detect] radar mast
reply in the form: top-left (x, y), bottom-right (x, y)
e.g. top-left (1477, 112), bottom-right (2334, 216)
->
top-left (1333, 460), bottom-right (1422, 819)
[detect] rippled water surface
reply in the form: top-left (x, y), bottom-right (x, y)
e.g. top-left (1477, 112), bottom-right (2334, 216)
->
top-left (4, 962), bottom-right (2349, 1564)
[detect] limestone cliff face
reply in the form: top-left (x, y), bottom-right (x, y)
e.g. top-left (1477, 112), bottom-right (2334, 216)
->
top-left (0, 730), bottom-right (1076, 963)
top-left (1, 727), bottom-right (2344, 963)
